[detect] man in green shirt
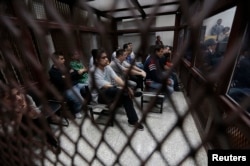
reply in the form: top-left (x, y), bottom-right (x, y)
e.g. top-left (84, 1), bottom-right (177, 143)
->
top-left (69, 50), bottom-right (88, 85)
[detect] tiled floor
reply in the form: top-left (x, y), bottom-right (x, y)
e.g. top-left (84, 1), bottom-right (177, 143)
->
top-left (41, 91), bottom-right (208, 166)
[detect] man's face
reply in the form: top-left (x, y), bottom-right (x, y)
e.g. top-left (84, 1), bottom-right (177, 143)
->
top-left (163, 47), bottom-right (170, 54)
top-left (120, 51), bottom-right (127, 62)
top-left (156, 48), bottom-right (164, 58)
top-left (11, 88), bottom-right (27, 111)
top-left (128, 44), bottom-right (133, 49)
top-left (211, 44), bottom-right (217, 52)
top-left (1, 88), bottom-right (26, 113)
top-left (57, 55), bottom-right (65, 65)
top-left (98, 52), bottom-right (109, 67)
top-left (72, 51), bottom-right (80, 60)
top-left (217, 19), bottom-right (222, 25)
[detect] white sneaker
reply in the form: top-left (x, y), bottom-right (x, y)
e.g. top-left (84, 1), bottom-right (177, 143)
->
top-left (75, 112), bottom-right (83, 119)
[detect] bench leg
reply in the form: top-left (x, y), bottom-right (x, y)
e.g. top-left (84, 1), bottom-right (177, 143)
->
top-left (89, 107), bottom-right (94, 121)
top-left (160, 98), bottom-right (163, 113)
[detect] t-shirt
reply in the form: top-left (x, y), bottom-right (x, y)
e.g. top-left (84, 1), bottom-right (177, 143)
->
top-left (70, 60), bottom-right (88, 84)
top-left (88, 65), bottom-right (117, 103)
top-left (126, 52), bottom-right (135, 64)
top-left (110, 58), bottom-right (126, 80)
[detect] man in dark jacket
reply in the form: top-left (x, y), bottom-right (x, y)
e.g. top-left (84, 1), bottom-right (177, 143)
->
top-left (49, 51), bottom-right (84, 118)
top-left (144, 45), bottom-right (174, 93)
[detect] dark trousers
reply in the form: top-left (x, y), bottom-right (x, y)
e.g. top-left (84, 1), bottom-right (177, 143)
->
top-left (98, 87), bottom-right (138, 124)
top-left (130, 75), bottom-right (143, 90)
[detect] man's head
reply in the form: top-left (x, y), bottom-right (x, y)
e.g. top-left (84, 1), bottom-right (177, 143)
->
top-left (156, 35), bottom-right (161, 41)
top-left (123, 43), bottom-right (132, 54)
top-left (52, 51), bottom-right (65, 65)
top-left (163, 46), bottom-right (171, 54)
top-left (205, 38), bottom-right (217, 52)
top-left (0, 82), bottom-right (26, 113)
top-left (116, 49), bottom-right (127, 62)
top-left (154, 44), bottom-right (164, 58)
top-left (93, 49), bottom-right (109, 67)
top-left (127, 42), bottom-right (133, 50)
top-left (70, 50), bottom-right (81, 60)
top-left (217, 19), bottom-right (222, 25)
top-left (223, 27), bottom-right (230, 34)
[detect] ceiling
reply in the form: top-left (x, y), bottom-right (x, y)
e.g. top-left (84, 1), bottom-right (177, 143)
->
top-left (85, 0), bottom-right (180, 20)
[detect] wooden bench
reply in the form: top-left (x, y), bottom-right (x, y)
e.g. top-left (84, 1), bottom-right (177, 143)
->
top-left (88, 102), bottom-right (114, 126)
top-left (141, 88), bottom-right (165, 113)
top-left (84, 86), bottom-right (114, 126)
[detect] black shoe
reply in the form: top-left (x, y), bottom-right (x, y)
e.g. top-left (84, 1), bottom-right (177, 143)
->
top-left (128, 122), bottom-right (144, 131)
top-left (100, 109), bottom-right (110, 115)
top-left (134, 91), bottom-right (142, 97)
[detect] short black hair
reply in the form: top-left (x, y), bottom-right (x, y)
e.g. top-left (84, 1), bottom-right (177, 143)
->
top-left (53, 51), bottom-right (64, 59)
top-left (93, 49), bottom-right (106, 66)
top-left (204, 38), bottom-right (217, 47)
top-left (123, 43), bottom-right (129, 50)
top-left (116, 49), bottom-right (125, 58)
top-left (154, 44), bottom-right (164, 53)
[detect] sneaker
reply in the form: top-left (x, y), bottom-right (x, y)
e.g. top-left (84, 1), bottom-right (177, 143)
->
top-left (128, 122), bottom-right (144, 131)
top-left (134, 91), bottom-right (142, 97)
top-left (75, 112), bottom-right (83, 119)
top-left (100, 109), bottom-right (110, 115)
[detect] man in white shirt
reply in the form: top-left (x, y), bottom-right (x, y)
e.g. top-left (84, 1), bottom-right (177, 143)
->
top-left (88, 49), bottom-right (144, 130)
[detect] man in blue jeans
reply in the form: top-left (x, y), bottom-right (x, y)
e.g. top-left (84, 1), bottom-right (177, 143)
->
top-left (144, 45), bottom-right (174, 93)
top-left (49, 51), bottom-right (84, 118)
top-left (88, 49), bottom-right (144, 130)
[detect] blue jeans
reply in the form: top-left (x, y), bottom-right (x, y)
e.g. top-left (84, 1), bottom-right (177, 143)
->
top-left (148, 79), bottom-right (174, 94)
top-left (64, 83), bottom-right (87, 114)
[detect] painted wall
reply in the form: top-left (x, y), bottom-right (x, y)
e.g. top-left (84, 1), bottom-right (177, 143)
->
top-left (155, 15), bottom-right (175, 47)
top-left (117, 14), bottom-right (176, 53)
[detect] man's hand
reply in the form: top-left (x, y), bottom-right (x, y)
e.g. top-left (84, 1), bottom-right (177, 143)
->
top-left (127, 87), bottom-right (134, 99)
top-left (167, 79), bottom-right (173, 86)
top-left (140, 70), bottom-right (146, 78)
top-left (78, 68), bottom-right (88, 75)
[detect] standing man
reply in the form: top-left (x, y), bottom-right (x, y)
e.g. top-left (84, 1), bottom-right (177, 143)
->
top-left (155, 35), bottom-right (164, 46)
top-left (211, 18), bottom-right (224, 36)
top-left (49, 51), bottom-right (84, 118)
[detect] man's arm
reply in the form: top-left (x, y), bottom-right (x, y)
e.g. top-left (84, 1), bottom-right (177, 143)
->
top-left (114, 76), bottom-right (125, 88)
top-left (123, 61), bottom-right (146, 78)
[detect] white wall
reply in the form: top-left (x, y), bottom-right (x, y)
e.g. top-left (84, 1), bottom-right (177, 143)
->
top-left (45, 34), bottom-right (55, 70)
top-left (117, 14), bottom-right (176, 52)
top-left (155, 15), bottom-right (175, 47)
top-left (117, 18), bottom-right (156, 52)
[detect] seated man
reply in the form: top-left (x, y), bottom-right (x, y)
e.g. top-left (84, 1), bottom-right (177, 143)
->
top-left (88, 49), bottom-right (144, 130)
top-left (144, 45), bottom-right (174, 93)
top-left (69, 50), bottom-right (89, 96)
top-left (124, 43), bottom-right (144, 69)
top-left (69, 50), bottom-right (88, 86)
top-left (49, 51), bottom-right (84, 118)
top-left (203, 38), bottom-right (222, 71)
top-left (0, 83), bottom-right (59, 154)
top-left (159, 46), bottom-right (181, 91)
top-left (110, 48), bottom-right (146, 90)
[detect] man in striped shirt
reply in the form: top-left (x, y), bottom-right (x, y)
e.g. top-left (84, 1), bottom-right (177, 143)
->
top-left (144, 45), bottom-right (174, 94)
